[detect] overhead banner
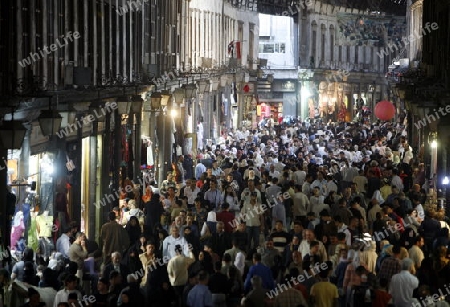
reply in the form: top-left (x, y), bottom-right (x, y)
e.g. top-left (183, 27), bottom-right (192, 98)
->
top-left (336, 13), bottom-right (406, 47)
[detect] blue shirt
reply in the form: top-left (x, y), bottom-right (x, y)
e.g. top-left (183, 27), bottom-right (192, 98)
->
top-left (187, 284), bottom-right (213, 307)
top-left (195, 163), bottom-right (207, 180)
top-left (244, 262), bottom-right (275, 293)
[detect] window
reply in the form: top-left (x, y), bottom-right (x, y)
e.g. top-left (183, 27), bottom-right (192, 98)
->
top-left (258, 42), bottom-right (286, 54)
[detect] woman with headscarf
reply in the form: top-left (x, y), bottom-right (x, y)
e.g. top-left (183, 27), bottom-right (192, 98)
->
top-left (144, 193), bottom-right (163, 238)
top-left (125, 216), bottom-right (142, 247)
top-left (188, 250), bottom-right (214, 276)
top-left (121, 245), bottom-right (143, 284)
top-left (359, 241), bottom-right (378, 274)
top-left (200, 211), bottom-right (217, 241)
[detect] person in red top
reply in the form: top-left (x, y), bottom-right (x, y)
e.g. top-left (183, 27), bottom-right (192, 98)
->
top-left (216, 203), bottom-right (236, 233)
top-left (372, 278), bottom-right (392, 307)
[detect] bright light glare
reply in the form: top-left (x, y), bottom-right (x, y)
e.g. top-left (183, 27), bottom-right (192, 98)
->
top-left (431, 140), bottom-right (437, 148)
top-left (45, 165), bottom-right (54, 174)
top-left (443, 176), bottom-right (449, 185)
top-left (170, 109), bottom-right (177, 118)
top-left (301, 87), bottom-right (311, 97)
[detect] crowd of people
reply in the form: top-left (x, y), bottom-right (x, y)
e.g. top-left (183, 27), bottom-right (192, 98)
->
top-left (3, 117), bottom-right (450, 307)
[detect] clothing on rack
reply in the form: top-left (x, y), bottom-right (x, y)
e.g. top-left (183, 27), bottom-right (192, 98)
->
top-left (10, 212), bottom-right (24, 250)
top-left (38, 237), bottom-right (54, 261)
top-left (28, 215), bottom-right (38, 251)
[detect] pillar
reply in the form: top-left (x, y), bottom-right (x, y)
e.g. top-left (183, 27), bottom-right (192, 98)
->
top-left (0, 148), bottom-right (9, 248)
top-left (88, 121), bottom-right (98, 239)
top-left (72, 121), bottom-right (82, 227)
top-left (134, 111), bottom-right (142, 183)
top-left (101, 107), bottom-right (111, 216)
top-left (113, 109), bottom-right (121, 208)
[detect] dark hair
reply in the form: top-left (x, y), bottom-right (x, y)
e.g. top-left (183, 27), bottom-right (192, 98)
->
top-left (379, 277), bottom-right (389, 288)
top-left (98, 277), bottom-right (110, 286)
top-left (109, 271), bottom-right (120, 280)
top-left (223, 253), bottom-right (232, 262)
top-left (392, 245), bottom-right (401, 254)
top-left (319, 269), bottom-right (329, 278)
top-left (174, 244), bottom-right (182, 254)
top-left (108, 212), bottom-right (116, 221)
top-left (253, 253), bottom-right (262, 262)
top-left (310, 240), bottom-right (319, 248)
top-left (23, 248), bottom-right (34, 262)
top-left (302, 260), bottom-right (311, 271)
top-left (197, 270), bottom-right (209, 282)
top-left (27, 287), bottom-right (39, 297)
top-left (64, 274), bottom-right (78, 284)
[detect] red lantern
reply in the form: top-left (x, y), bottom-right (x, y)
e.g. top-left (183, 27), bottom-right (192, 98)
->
top-left (374, 100), bottom-right (396, 121)
top-left (243, 84), bottom-right (250, 93)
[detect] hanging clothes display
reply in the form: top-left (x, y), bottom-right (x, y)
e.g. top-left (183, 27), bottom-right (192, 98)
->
top-left (39, 183), bottom-right (54, 216)
top-left (197, 122), bottom-right (204, 150)
top-left (10, 211), bottom-right (24, 250)
top-left (147, 145), bottom-right (154, 166)
top-left (28, 212), bottom-right (39, 251)
top-left (36, 212), bottom-right (55, 260)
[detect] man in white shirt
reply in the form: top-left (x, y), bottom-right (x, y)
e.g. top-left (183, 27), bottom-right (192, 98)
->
top-left (162, 226), bottom-right (191, 259)
top-left (389, 258), bottom-right (419, 307)
top-left (292, 184), bottom-right (310, 222)
top-left (302, 174), bottom-right (313, 197)
top-left (167, 244), bottom-right (195, 307)
top-left (408, 235), bottom-right (425, 271)
top-left (292, 166), bottom-right (307, 185)
top-left (335, 216), bottom-right (352, 246)
top-left (56, 225), bottom-right (77, 260)
top-left (298, 229), bottom-right (327, 261)
top-left (53, 275), bottom-right (82, 307)
top-left (268, 164), bottom-right (280, 180)
top-left (195, 160), bottom-right (207, 180)
top-left (311, 171), bottom-right (327, 196)
top-left (265, 178), bottom-right (282, 205)
top-left (325, 174), bottom-right (338, 196)
top-left (183, 179), bottom-right (200, 207)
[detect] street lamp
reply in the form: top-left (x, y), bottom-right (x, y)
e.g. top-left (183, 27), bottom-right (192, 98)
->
top-left (38, 109), bottom-right (63, 136)
top-left (0, 120), bottom-right (27, 149)
top-left (198, 80), bottom-right (210, 94)
top-left (220, 75), bottom-right (228, 87)
top-left (150, 92), bottom-right (162, 110)
top-left (211, 78), bottom-right (220, 91)
top-left (183, 84), bottom-right (197, 100)
top-left (173, 88), bottom-right (185, 105)
top-left (131, 95), bottom-right (143, 113)
top-left (117, 95), bottom-right (131, 114)
top-left (161, 90), bottom-right (172, 107)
